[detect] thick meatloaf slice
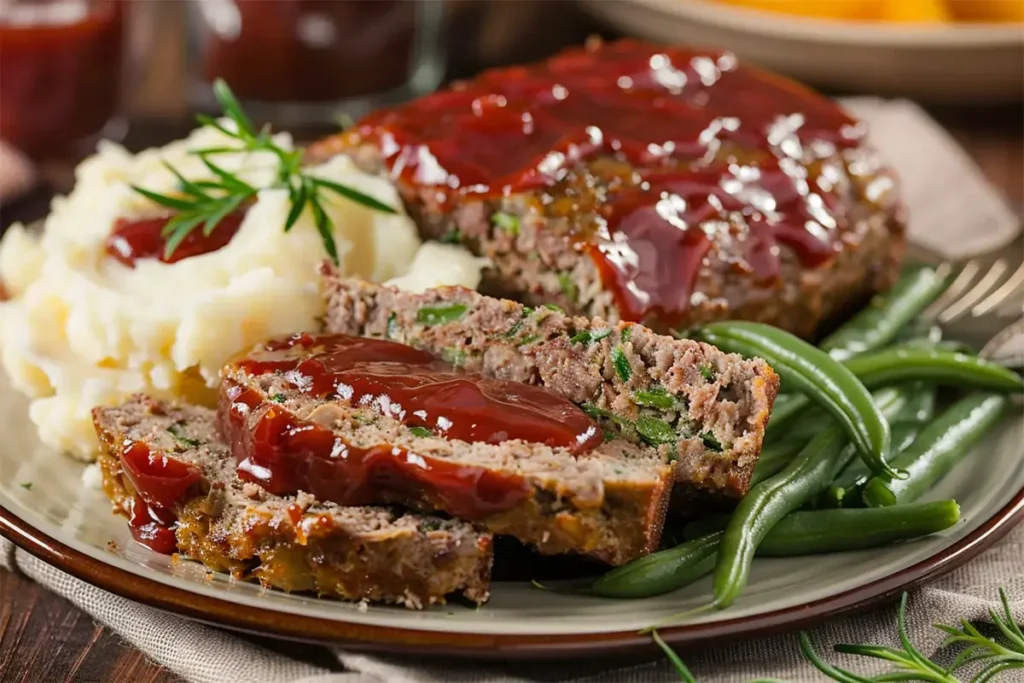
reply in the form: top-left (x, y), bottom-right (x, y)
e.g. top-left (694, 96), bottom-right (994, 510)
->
top-left (320, 274), bottom-right (778, 505)
top-left (92, 396), bottom-right (492, 608)
top-left (307, 39), bottom-right (906, 339)
top-left (220, 346), bottom-right (674, 566)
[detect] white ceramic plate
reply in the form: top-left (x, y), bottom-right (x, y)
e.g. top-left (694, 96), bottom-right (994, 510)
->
top-left (1, 367), bottom-right (1021, 657)
top-left (580, 0), bottom-right (1024, 103)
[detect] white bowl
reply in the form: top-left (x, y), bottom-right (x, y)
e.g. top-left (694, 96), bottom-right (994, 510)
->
top-left (580, 0), bottom-right (1024, 102)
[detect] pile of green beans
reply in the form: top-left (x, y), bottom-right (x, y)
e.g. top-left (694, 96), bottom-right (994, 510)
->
top-left (579, 263), bottom-right (1022, 610)
top-left (590, 501), bottom-right (960, 599)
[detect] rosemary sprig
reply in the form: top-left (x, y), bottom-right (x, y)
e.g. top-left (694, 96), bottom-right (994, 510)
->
top-left (130, 79), bottom-right (395, 263)
top-left (653, 589), bottom-right (1023, 683)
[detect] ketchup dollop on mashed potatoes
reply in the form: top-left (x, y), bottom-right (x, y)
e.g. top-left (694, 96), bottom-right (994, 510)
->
top-left (0, 124), bottom-right (487, 460)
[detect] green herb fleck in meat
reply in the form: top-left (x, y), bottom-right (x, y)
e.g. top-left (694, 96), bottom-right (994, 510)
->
top-left (416, 304), bottom-right (468, 325)
top-left (492, 212), bottom-right (520, 236)
top-left (699, 363), bottom-right (716, 382)
top-left (632, 387), bottom-right (677, 410)
top-left (558, 273), bottom-right (578, 302)
top-left (635, 416), bottom-right (677, 446)
top-left (701, 431), bottom-right (724, 452)
top-left (621, 325), bottom-right (633, 343)
top-left (612, 347), bottom-right (631, 382)
top-left (570, 328), bottom-right (612, 345)
top-left (409, 426), bottom-right (433, 438)
top-left (502, 313), bottom-right (528, 339)
top-left (543, 303), bottom-right (563, 312)
top-left (517, 334), bottom-right (540, 346)
top-left (439, 229), bottom-right (462, 244)
top-left (271, 393), bottom-right (286, 403)
top-left (386, 312), bottom-right (398, 339)
top-left (168, 423), bottom-right (201, 447)
top-left (441, 347), bottom-right (467, 367)
top-left (19, 482), bottom-right (32, 491)
top-left (420, 519), bottom-right (443, 532)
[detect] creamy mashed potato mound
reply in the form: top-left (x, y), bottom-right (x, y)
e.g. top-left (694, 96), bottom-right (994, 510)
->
top-left (0, 124), bottom-right (487, 460)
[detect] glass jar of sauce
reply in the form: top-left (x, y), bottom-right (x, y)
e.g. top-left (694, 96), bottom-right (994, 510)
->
top-left (186, 0), bottom-right (446, 127)
top-left (0, 0), bottom-right (125, 159)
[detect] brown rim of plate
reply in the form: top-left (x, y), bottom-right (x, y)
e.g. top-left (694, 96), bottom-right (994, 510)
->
top-left (1, 486), bottom-right (1021, 660)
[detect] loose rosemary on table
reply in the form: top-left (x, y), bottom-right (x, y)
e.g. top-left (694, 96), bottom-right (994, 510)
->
top-left (130, 79), bottom-right (395, 264)
top-left (652, 588), bottom-right (1023, 683)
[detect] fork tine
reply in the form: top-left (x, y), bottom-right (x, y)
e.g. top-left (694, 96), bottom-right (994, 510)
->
top-left (923, 260), bottom-right (980, 321)
top-left (938, 260), bottom-right (1009, 323)
top-left (972, 260), bottom-right (1024, 317)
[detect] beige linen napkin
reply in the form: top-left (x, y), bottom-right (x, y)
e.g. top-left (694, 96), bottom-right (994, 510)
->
top-left (1, 101), bottom-right (1021, 683)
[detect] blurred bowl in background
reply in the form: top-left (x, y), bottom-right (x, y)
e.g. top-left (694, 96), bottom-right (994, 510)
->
top-left (580, 0), bottom-right (1023, 102)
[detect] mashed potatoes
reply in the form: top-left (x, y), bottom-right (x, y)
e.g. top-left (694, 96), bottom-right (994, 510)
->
top-left (0, 124), bottom-right (487, 460)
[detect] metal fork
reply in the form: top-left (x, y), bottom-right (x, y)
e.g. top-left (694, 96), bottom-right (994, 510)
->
top-left (912, 233), bottom-right (1024, 367)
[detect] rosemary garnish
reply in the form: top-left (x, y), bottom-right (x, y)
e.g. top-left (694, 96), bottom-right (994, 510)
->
top-left (131, 79), bottom-right (395, 263)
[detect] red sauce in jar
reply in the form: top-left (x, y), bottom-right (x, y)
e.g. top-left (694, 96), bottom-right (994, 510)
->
top-left (105, 210), bottom-right (246, 267)
top-left (118, 441), bottom-right (203, 554)
top-left (200, 0), bottom-right (415, 103)
top-left (220, 332), bottom-right (602, 518)
top-left (0, 0), bottom-right (124, 158)
top-left (351, 39), bottom-right (866, 326)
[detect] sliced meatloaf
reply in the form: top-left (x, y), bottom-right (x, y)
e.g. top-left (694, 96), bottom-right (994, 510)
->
top-left (220, 335), bottom-right (674, 566)
top-left (308, 39), bottom-right (906, 339)
top-left (320, 274), bottom-right (778, 505)
top-left (93, 396), bottom-right (492, 608)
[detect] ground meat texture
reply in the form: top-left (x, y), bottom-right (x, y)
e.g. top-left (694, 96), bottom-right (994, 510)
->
top-left (306, 40), bottom-right (906, 339)
top-left (320, 275), bottom-right (779, 506)
top-left (220, 349), bottom-right (675, 566)
top-left (92, 396), bottom-right (493, 609)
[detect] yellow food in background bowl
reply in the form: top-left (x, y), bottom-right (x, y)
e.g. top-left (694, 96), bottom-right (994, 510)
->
top-left (716, 0), bottom-right (1023, 22)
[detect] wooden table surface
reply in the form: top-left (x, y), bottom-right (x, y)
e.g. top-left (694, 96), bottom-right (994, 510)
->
top-left (1, 102), bottom-right (1020, 683)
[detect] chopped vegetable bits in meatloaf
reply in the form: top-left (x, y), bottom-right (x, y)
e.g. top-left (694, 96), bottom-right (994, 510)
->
top-left (308, 38), bottom-right (905, 338)
top-left (220, 332), bottom-right (674, 565)
top-left (320, 274), bottom-right (779, 504)
top-left (92, 396), bottom-right (493, 608)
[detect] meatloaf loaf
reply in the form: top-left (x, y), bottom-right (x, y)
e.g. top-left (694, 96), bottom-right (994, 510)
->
top-left (93, 396), bottom-right (493, 608)
top-left (220, 332), bottom-right (674, 565)
top-left (308, 38), bottom-right (906, 338)
top-left (320, 274), bottom-right (779, 505)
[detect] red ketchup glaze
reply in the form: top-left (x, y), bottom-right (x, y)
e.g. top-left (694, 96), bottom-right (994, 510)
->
top-left (352, 39), bottom-right (864, 324)
top-left (128, 495), bottom-right (179, 555)
top-left (105, 210), bottom-right (246, 268)
top-left (591, 163), bottom-right (842, 323)
top-left (221, 332), bottom-right (602, 519)
top-left (119, 441), bottom-right (203, 554)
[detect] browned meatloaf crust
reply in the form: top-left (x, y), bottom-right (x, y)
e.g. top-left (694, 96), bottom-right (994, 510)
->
top-left (320, 274), bottom-right (779, 506)
top-left (93, 396), bottom-right (493, 608)
top-left (308, 40), bottom-right (906, 339)
top-left (221, 342), bottom-right (675, 566)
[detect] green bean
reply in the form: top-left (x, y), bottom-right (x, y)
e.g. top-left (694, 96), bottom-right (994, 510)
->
top-left (589, 532), bottom-right (721, 598)
top-left (693, 322), bottom-right (895, 479)
top-left (820, 421), bottom-right (925, 508)
top-left (890, 383), bottom-right (938, 424)
top-left (845, 346), bottom-right (1024, 393)
top-left (593, 500), bottom-right (961, 599)
top-left (820, 265), bottom-right (952, 362)
top-left (711, 387), bottom-right (907, 608)
top-left (863, 393), bottom-right (1008, 507)
top-left (750, 438), bottom-right (806, 487)
top-left (682, 500), bottom-right (960, 555)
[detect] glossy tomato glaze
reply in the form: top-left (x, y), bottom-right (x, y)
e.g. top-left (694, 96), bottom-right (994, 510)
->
top-left (105, 210), bottom-right (246, 267)
top-left (118, 441), bottom-right (203, 554)
top-left (220, 333), bottom-right (602, 519)
top-left (348, 39), bottom-right (870, 326)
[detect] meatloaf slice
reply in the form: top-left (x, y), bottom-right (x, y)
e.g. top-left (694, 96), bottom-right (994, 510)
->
top-left (93, 396), bottom-right (492, 608)
top-left (220, 339), bottom-right (674, 566)
top-left (320, 274), bottom-right (778, 505)
top-left (308, 39), bottom-right (906, 339)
